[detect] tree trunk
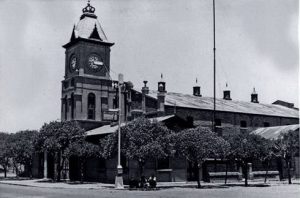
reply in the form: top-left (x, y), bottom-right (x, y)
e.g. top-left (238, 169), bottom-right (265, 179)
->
top-left (80, 160), bottom-right (84, 184)
top-left (214, 158), bottom-right (217, 172)
top-left (61, 157), bottom-right (66, 181)
top-left (55, 152), bottom-right (62, 182)
top-left (276, 157), bottom-right (283, 181)
top-left (244, 163), bottom-right (248, 187)
top-left (264, 160), bottom-right (269, 183)
top-left (287, 160), bottom-right (292, 184)
top-left (14, 163), bottom-right (19, 178)
top-left (224, 160), bottom-right (228, 184)
top-left (139, 161), bottom-right (145, 177)
top-left (4, 166), bottom-right (7, 178)
top-left (196, 162), bottom-right (201, 188)
top-left (54, 153), bottom-right (58, 182)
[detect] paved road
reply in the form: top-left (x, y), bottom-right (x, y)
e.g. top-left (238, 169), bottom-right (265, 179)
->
top-left (0, 183), bottom-right (299, 198)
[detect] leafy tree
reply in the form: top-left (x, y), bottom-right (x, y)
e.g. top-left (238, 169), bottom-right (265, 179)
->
top-left (0, 132), bottom-right (12, 178)
top-left (68, 139), bottom-right (100, 183)
top-left (225, 133), bottom-right (271, 186)
top-left (35, 121), bottom-right (85, 182)
top-left (9, 130), bottom-right (38, 178)
top-left (274, 130), bottom-right (299, 184)
top-left (172, 127), bottom-right (230, 188)
top-left (100, 117), bottom-right (173, 176)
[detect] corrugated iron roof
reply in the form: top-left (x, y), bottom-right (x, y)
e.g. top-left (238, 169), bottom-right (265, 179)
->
top-left (86, 115), bottom-right (176, 136)
top-left (251, 124), bottom-right (299, 140)
top-left (86, 123), bottom-right (124, 137)
top-left (144, 90), bottom-right (298, 118)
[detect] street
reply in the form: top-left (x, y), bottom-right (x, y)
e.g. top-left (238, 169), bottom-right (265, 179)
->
top-left (0, 183), bottom-right (299, 198)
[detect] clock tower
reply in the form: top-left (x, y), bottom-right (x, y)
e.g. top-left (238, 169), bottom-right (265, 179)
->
top-left (61, 1), bottom-right (116, 129)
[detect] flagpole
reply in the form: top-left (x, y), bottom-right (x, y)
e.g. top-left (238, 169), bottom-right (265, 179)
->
top-left (212, 0), bottom-right (216, 132)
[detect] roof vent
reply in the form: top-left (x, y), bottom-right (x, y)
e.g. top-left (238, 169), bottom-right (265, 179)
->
top-left (251, 87), bottom-right (259, 103)
top-left (158, 74), bottom-right (166, 92)
top-left (142, 80), bottom-right (149, 95)
top-left (223, 83), bottom-right (231, 100)
top-left (193, 78), bottom-right (202, 97)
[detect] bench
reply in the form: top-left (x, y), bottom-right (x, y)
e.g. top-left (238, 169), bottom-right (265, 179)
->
top-left (252, 171), bottom-right (279, 179)
top-left (209, 172), bottom-right (242, 180)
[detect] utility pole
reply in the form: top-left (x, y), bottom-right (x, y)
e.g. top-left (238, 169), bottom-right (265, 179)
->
top-left (212, 0), bottom-right (216, 132)
top-left (115, 73), bottom-right (124, 189)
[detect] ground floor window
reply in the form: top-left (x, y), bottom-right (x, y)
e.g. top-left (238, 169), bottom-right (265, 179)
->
top-left (157, 158), bottom-right (170, 170)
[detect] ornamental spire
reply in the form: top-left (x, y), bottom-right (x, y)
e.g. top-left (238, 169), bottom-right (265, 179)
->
top-left (82, 0), bottom-right (95, 14)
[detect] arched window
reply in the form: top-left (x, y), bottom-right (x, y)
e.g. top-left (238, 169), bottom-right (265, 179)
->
top-left (64, 96), bottom-right (68, 120)
top-left (71, 93), bottom-right (75, 119)
top-left (87, 93), bottom-right (96, 120)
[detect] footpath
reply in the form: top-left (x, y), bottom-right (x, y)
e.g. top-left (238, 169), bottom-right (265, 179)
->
top-left (0, 178), bottom-right (299, 189)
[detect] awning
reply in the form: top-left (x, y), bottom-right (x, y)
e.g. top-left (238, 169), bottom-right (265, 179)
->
top-left (86, 115), bottom-right (176, 137)
top-left (251, 124), bottom-right (299, 140)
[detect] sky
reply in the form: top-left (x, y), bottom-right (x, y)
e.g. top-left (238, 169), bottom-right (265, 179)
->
top-left (0, 0), bottom-right (298, 133)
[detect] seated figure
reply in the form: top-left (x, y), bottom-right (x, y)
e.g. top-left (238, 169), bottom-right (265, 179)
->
top-left (148, 174), bottom-right (157, 188)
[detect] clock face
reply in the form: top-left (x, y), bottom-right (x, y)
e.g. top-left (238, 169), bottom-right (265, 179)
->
top-left (88, 55), bottom-right (104, 71)
top-left (69, 56), bottom-right (77, 72)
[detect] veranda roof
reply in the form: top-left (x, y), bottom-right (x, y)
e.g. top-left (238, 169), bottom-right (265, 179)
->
top-left (86, 115), bottom-right (175, 137)
top-left (251, 124), bottom-right (299, 140)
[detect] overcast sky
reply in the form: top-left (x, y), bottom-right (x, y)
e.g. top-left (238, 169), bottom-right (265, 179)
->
top-left (0, 0), bottom-right (298, 133)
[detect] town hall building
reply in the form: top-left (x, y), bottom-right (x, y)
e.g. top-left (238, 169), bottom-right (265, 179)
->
top-left (35, 1), bottom-right (299, 183)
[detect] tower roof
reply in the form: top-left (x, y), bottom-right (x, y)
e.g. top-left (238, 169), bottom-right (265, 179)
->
top-left (71, 1), bottom-right (108, 42)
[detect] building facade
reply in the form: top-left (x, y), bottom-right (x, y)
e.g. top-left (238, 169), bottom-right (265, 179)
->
top-left (42, 1), bottom-right (300, 183)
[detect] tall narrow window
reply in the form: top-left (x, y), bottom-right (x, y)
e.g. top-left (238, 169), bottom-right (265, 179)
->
top-left (186, 116), bottom-right (194, 127)
top-left (240, 120), bottom-right (247, 128)
top-left (263, 122), bottom-right (270, 127)
top-left (215, 119), bottom-right (222, 136)
top-left (87, 93), bottom-right (96, 120)
top-left (64, 96), bottom-right (68, 120)
top-left (215, 119), bottom-right (221, 126)
top-left (157, 157), bottom-right (170, 169)
top-left (71, 93), bottom-right (75, 119)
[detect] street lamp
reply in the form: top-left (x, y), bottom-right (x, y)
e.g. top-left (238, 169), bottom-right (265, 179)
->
top-left (115, 73), bottom-right (124, 189)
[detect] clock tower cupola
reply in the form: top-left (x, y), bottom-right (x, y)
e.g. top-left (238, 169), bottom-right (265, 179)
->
top-left (61, 1), bottom-right (115, 129)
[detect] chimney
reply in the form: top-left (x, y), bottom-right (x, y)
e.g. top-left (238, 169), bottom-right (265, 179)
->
top-left (142, 80), bottom-right (149, 94)
top-left (223, 83), bottom-right (231, 100)
top-left (141, 80), bottom-right (149, 113)
top-left (251, 87), bottom-right (259, 103)
top-left (157, 74), bottom-right (166, 115)
top-left (193, 78), bottom-right (202, 97)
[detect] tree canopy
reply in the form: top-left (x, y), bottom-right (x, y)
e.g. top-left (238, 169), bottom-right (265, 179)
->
top-left (274, 129), bottom-right (299, 184)
top-left (0, 132), bottom-right (12, 178)
top-left (35, 121), bottom-right (85, 155)
top-left (224, 132), bottom-right (272, 186)
top-left (173, 127), bottom-right (230, 164)
top-left (171, 127), bottom-right (230, 187)
top-left (34, 121), bottom-right (87, 181)
top-left (100, 117), bottom-right (173, 175)
top-left (9, 130), bottom-right (38, 176)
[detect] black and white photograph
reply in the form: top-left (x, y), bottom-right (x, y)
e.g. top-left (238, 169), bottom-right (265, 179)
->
top-left (0, 0), bottom-right (299, 197)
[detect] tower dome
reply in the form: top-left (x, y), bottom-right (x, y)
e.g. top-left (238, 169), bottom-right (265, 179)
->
top-left (72, 1), bottom-right (108, 41)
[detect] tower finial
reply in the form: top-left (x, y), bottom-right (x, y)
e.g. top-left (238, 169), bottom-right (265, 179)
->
top-left (225, 82), bottom-right (228, 88)
top-left (82, 0), bottom-right (95, 14)
top-left (253, 87), bottom-right (256, 94)
top-left (196, 78), bottom-right (198, 84)
top-left (160, 73), bottom-right (165, 82)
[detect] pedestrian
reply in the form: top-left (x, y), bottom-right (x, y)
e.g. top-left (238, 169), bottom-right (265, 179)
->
top-left (148, 174), bottom-right (157, 188)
